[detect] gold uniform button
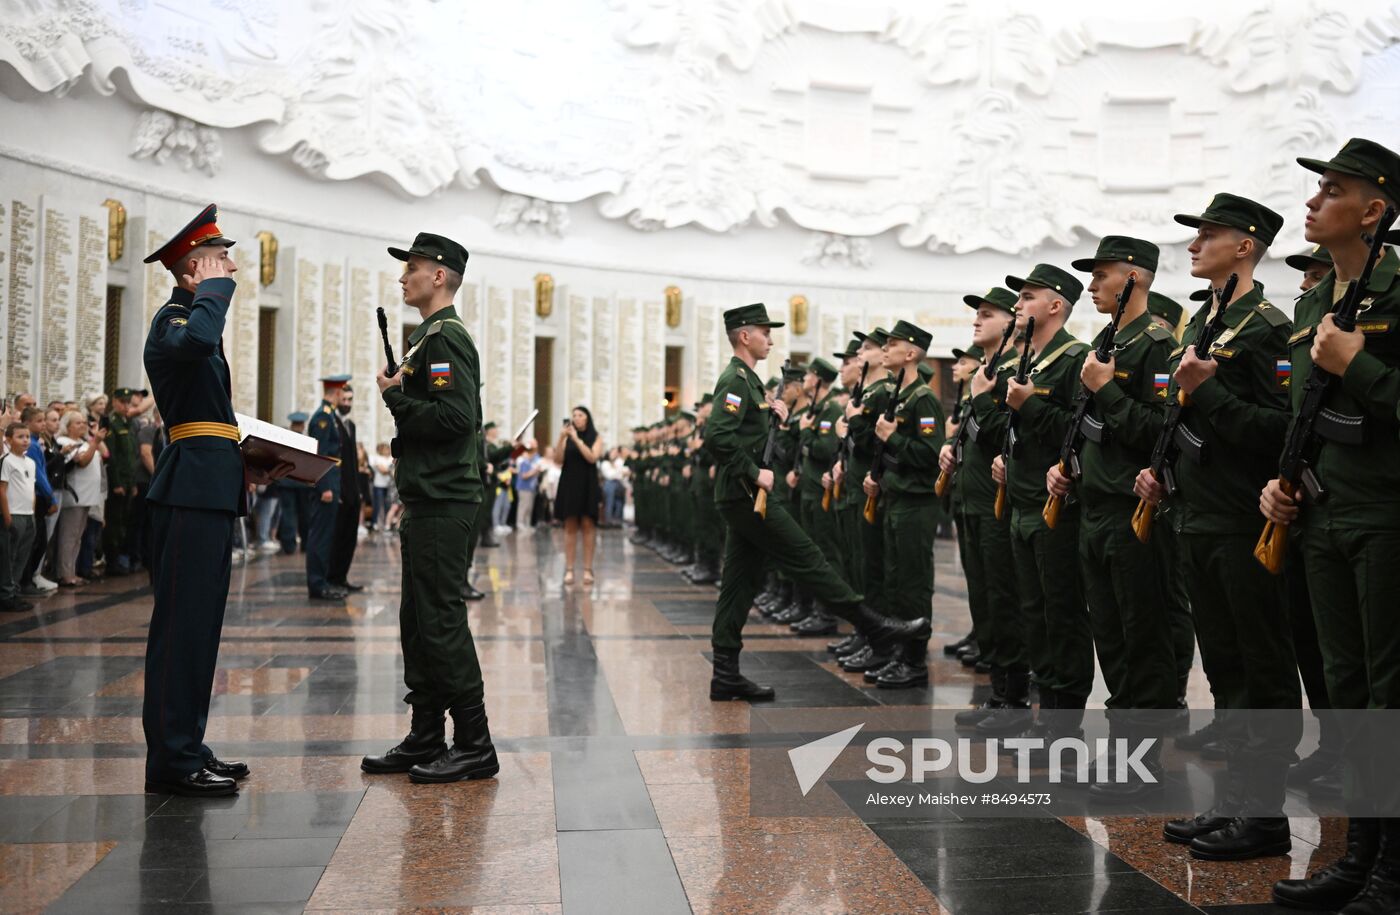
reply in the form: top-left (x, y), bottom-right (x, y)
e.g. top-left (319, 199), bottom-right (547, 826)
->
top-left (1127, 255), bottom-right (1134, 262)
top-left (1249, 225), bottom-right (1256, 232)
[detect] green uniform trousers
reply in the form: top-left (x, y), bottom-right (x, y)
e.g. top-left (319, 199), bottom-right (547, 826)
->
top-left (861, 501), bottom-right (886, 608)
top-left (959, 510), bottom-right (1021, 670)
top-left (1180, 531), bottom-right (1301, 770)
top-left (882, 494), bottom-right (937, 622)
top-left (1010, 507), bottom-right (1094, 699)
top-left (1154, 516), bottom-right (1196, 694)
top-left (953, 514), bottom-right (985, 644)
top-left (840, 501), bottom-right (866, 596)
top-left (1080, 503), bottom-right (1178, 710)
top-left (466, 495), bottom-right (492, 571)
top-left (400, 502), bottom-right (484, 710)
top-left (801, 491), bottom-right (848, 586)
top-left (714, 498), bottom-right (862, 650)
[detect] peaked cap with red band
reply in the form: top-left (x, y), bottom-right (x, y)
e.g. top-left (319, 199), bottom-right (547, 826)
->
top-left (143, 203), bottom-right (236, 269)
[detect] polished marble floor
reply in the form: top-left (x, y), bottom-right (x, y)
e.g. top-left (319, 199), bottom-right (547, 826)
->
top-left (0, 525), bottom-right (1339, 914)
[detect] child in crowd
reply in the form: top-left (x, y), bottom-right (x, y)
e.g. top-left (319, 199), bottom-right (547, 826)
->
top-left (0, 423), bottom-right (37, 612)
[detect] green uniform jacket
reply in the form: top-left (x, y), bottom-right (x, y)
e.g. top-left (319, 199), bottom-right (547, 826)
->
top-left (1165, 283), bottom-right (1291, 534)
top-left (1079, 311), bottom-right (1173, 506)
top-left (799, 391), bottom-right (843, 497)
top-left (962, 349), bottom-right (1020, 516)
top-left (1007, 328), bottom-right (1090, 511)
top-left (1291, 247), bottom-right (1400, 530)
top-left (847, 375), bottom-right (894, 507)
top-left (879, 378), bottom-right (946, 497)
top-left (383, 305), bottom-right (485, 505)
top-left (705, 356), bottom-right (772, 504)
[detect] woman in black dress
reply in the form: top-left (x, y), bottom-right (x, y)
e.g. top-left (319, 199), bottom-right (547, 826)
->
top-left (555, 406), bottom-right (604, 586)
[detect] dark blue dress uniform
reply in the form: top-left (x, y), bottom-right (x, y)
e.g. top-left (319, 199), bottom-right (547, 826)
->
top-left (139, 204), bottom-right (247, 795)
top-left (305, 384), bottom-right (345, 597)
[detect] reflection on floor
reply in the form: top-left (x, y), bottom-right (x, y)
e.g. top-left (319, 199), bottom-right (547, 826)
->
top-left (0, 527), bottom-right (1336, 913)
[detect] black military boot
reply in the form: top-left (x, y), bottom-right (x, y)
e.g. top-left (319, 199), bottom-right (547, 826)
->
top-left (710, 647), bottom-right (775, 701)
top-left (876, 639), bottom-right (929, 689)
top-left (959, 642), bottom-right (982, 668)
top-left (943, 630), bottom-right (975, 657)
top-left (408, 703), bottom-right (500, 784)
top-left (864, 657), bottom-right (903, 684)
top-left (828, 632), bottom-right (862, 655)
top-left (1175, 714), bottom-right (1226, 751)
top-left (1190, 817), bottom-right (1292, 861)
top-left (1001, 688), bottom-right (1055, 757)
top-left (361, 704), bottom-right (448, 773)
top-left (1273, 818), bottom-right (1378, 910)
top-left (690, 554), bottom-right (720, 585)
top-left (773, 595), bottom-right (812, 625)
top-left (840, 643), bottom-right (889, 673)
top-left (1165, 757), bottom-right (1243, 844)
top-left (976, 667), bottom-right (1033, 735)
top-left (1088, 721), bottom-right (1163, 802)
top-left (1027, 691), bottom-right (1090, 770)
top-left (849, 605), bottom-right (931, 656)
top-left (955, 666), bottom-right (1007, 728)
top-left (1340, 819), bottom-right (1400, 914)
top-left (792, 609), bottom-right (838, 635)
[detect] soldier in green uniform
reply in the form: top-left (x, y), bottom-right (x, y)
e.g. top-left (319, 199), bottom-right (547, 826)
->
top-left (941, 345), bottom-right (983, 661)
top-left (1143, 290), bottom-right (1198, 709)
top-left (684, 396), bottom-right (723, 584)
top-left (1284, 244), bottom-right (1334, 292)
top-left (1045, 236), bottom-right (1177, 798)
top-left (666, 412), bottom-right (696, 565)
top-left (706, 304), bottom-right (928, 701)
top-left (770, 368), bottom-right (814, 624)
top-left (1133, 194), bottom-right (1300, 858)
top-left (103, 387), bottom-right (140, 574)
top-left (823, 339), bottom-right (873, 617)
top-left (943, 289), bottom-right (1023, 715)
top-left (791, 358), bottom-right (846, 635)
top-left (982, 265), bottom-right (1093, 746)
top-left (363, 232), bottom-right (497, 785)
top-left (860, 320), bottom-right (945, 688)
top-left (1266, 139), bottom-right (1400, 913)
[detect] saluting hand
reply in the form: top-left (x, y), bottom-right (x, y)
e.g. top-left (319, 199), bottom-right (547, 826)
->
top-left (183, 253), bottom-right (233, 288)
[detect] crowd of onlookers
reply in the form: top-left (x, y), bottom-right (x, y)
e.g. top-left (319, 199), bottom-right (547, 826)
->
top-left (482, 440), bottom-right (631, 536)
top-left (0, 389), bottom-right (165, 611)
top-left (0, 390), bottom-right (643, 612)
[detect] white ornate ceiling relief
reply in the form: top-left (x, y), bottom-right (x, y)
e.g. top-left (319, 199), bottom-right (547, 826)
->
top-left (3, 0), bottom-right (1400, 255)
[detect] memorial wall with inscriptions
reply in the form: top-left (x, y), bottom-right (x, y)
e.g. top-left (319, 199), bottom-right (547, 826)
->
top-left (616, 297), bottom-right (643, 432)
top-left (509, 288), bottom-right (533, 431)
top-left (293, 256), bottom-right (323, 413)
top-left (0, 201), bottom-right (11, 392)
top-left (38, 199), bottom-right (77, 400)
top-left (566, 293), bottom-right (591, 420)
top-left (590, 295), bottom-right (614, 442)
top-left (6, 199), bottom-right (37, 396)
top-left (483, 286), bottom-right (511, 426)
top-left (74, 209), bottom-right (107, 398)
top-left (226, 242), bottom-right (260, 413)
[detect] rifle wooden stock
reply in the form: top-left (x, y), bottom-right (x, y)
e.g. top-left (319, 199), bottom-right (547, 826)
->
top-left (1042, 460), bottom-right (1067, 529)
top-left (863, 492), bottom-right (878, 525)
top-left (754, 487), bottom-right (768, 519)
top-left (934, 467), bottom-right (952, 498)
top-left (821, 484), bottom-right (832, 512)
top-left (993, 484), bottom-right (1007, 521)
top-left (1253, 479), bottom-right (1293, 574)
top-left (833, 479), bottom-right (842, 500)
top-left (1130, 496), bottom-right (1154, 543)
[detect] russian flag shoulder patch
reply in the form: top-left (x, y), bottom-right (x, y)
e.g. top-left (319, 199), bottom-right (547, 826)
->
top-left (429, 361), bottom-right (453, 391)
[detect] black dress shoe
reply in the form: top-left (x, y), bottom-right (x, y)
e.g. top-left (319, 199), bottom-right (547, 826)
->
top-left (876, 662), bottom-right (928, 689)
top-left (203, 756), bottom-right (250, 780)
top-left (792, 614), bottom-right (837, 635)
top-left (309, 588), bottom-right (346, 601)
top-left (462, 582), bottom-right (487, 601)
top-left (709, 648), bottom-right (775, 702)
top-left (336, 581), bottom-right (365, 593)
top-left (1308, 764), bottom-right (1344, 798)
top-left (863, 658), bottom-right (902, 683)
top-left (1190, 817), bottom-right (1292, 861)
top-left (1163, 812), bottom-right (1229, 844)
top-left (145, 769), bottom-right (238, 797)
top-left (362, 706), bottom-right (447, 773)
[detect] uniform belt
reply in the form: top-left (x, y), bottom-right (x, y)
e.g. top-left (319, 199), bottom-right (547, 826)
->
top-left (168, 421), bottom-right (240, 443)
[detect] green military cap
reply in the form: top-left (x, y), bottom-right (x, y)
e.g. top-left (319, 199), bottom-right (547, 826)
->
top-left (1189, 289), bottom-right (1211, 302)
top-left (1174, 192), bottom-right (1284, 245)
top-left (630, 425), bottom-right (647, 433)
top-left (830, 385), bottom-right (846, 395)
top-left (1071, 235), bottom-right (1160, 273)
top-left (483, 422), bottom-right (497, 431)
top-left (1284, 244), bottom-right (1333, 271)
top-left (886, 319), bottom-right (933, 351)
top-left (807, 357), bottom-right (838, 383)
top-left (111, 386), bottom-right (137, 399)
top-left (723, 302), bottom-right (785, 331)
top-left (951, 344), bottom-right (984, 362)
top-left (388, 232), bottom-right (469, 275)
top-left (855, 327), bottom-right (890, 347)
top-left (1298, 137), bottom-right (1400, 194)
top-left (698, 392), bottom-right (714, 406)
top-left (833, 337), bottom-right (862, 359)
top-left (962, 286), bottom-right (1018, 314)
top-left (676, 411), bottom-right (696, 423)
top-left (1147, 292), bottom-right (1185, 328)
top-left (764, 376), bottom-right (780, 390)
top-left (916, 362), bottom-right (934, 384)
top-left (1004, 264), bottom-right (1083, 304)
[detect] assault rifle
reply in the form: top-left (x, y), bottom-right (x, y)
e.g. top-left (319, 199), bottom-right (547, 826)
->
top-left (994, 317), bottom-right (1035, 521)
top-left (822, 361), bottom-right (869, 511)
top-left (863, 365), bottom-right (908, 524)
top-left (1255, 207), bottom-right (1398, 573)
top-left (1043, 274), bottom-right (1135, 529)
top-left (934, 319), bottom-right (1016, 498)
top-left (1129, 273), bottom-right (1238, 543)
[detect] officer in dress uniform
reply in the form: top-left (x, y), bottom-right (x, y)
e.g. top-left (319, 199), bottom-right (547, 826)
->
top-left (306, 375), bottom-right (350, 601)
top-left (326, 383), bottom-right (363, 593)
top-left (706, 304), bottom-right (928, 701)
top-left (275, 412), bottom-right (312, 554)
top-left (362, 232), bottom-right (498, 784)
top-left (140, 204), bottom-right (288, 797)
